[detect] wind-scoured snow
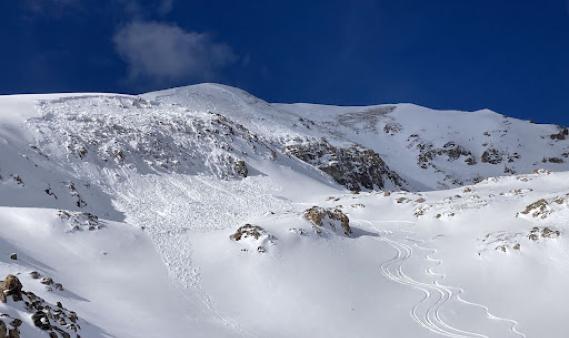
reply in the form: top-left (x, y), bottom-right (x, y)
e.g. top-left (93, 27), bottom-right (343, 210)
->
top-left (0, 84), bottom-right (567, 337)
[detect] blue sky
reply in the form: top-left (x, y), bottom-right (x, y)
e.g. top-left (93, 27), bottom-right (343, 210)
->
top-left (1, 0), bottom-right (569, 124)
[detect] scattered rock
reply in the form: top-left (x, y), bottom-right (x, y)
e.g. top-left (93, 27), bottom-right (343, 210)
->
top-left (57, 210), bottom-right (104, 232)
top-left (481, 148), bottom-right (503, 164)
top-left (0, 275), bottom-right (82, 336)
top-left (416, 141), bottom-right (474, 169)
top-left (529, 226), bottom-right (560, 241)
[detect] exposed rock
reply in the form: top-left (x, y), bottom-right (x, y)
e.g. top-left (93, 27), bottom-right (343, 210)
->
top-left (8, 254), bottom-right (16, 261)
top-left (31, 311), bottom-right (51, 330)
top-left (416, 141), bottom-right (475, 169)
top-left (529, 226), bottom-right (561, 241)
top-left (234, 160), bottom-right (248, 177)
top-left (481, 148), bottom-right (503, 164)
top-left (0, 275), bottom-right (23, 303)
top-left (396, 197), bottom-right (410, 204)
top-left (229, 224), bottom-right (275, 254)
top-left (550, 127), bottom-right (568, 140)
top-left (67, 182), bottom-right (86, 208)
top-left (11, 175), bottom-right (24, 186)
top-left (304, 206), bottom-right (351, 236)
top-left (544, 157), bottom-right (564, 164)
top-left (229, 224), bottom-right (264, 241)
top-left (285, 139), bottom-right (406, 192)
top-left (479, 231), bottom-right (525, 255)
top-left (383, 122), bottom-right (402, 135)
top-left (496, 245), bottom-right (508, 253)
top-left (57, 210), bottom-right (104, 232)
top-left (414, 206), bottom-right (427, 217)
top-left (40, 277), bottom-right (54, 286)
top-left (0, 275), bottom-right (83, 336)
top-left (520, 199), bottom-right (550, 218)
top-left (542, 227), bottom-right (561, 238)
top-left (533, 168), bottom-right (551, 175)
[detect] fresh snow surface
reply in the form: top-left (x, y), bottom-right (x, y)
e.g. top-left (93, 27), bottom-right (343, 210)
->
top-left (0, 84), bottom-right (568, 337)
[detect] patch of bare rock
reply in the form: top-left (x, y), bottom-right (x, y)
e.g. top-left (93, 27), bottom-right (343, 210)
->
top-left (285, 139), bottom-right (406, 192)
top-left (304, 206), bottom-right (351, 236)
top-left (0, 274), bottom-right (81, 338)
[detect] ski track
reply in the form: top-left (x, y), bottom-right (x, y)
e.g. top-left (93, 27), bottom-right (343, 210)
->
top-left (357, 219), bottom-right (525, 338)
top-left (412, 242), bottom-right (527, 338)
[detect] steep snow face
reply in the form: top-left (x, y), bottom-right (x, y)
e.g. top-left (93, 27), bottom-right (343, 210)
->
top-left (1, 85), bottom-right (569, 338)
top-left (147, 84), bottom-right (569, 190)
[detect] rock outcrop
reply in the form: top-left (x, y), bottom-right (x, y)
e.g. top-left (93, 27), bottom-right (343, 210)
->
top-left (304, 206), bottom-right (351, 236)
top-left (286, 139), bottom-right (405, 192)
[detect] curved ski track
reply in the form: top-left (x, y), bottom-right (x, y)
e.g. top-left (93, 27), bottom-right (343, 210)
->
top-left (368, 223), bottom-right (526, 338)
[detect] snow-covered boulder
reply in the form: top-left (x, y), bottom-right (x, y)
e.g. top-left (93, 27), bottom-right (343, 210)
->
top-left (229, 224), bottom-right (276, 253)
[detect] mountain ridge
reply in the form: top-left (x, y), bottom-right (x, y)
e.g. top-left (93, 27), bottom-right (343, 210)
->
top-left (0, 83), bottom-right (568, 337)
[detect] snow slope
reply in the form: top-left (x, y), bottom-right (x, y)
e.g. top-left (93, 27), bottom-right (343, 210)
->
top-left (146, 84), bottom-right (569, 190)
top-left (0, 84), bottom-right (568, 337)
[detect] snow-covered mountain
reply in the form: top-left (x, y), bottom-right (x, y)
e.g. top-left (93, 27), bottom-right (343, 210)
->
top-left (0, 84), bottom-right (568, 337)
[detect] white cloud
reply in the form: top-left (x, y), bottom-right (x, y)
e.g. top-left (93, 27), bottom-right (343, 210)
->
top-left (113, 21), bottom-right (236, 87)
